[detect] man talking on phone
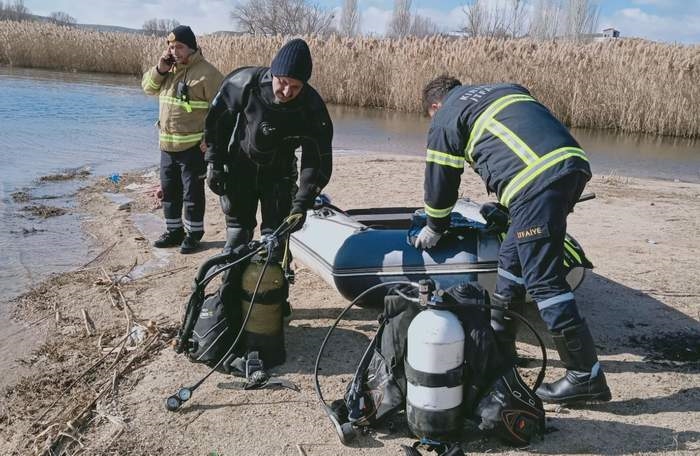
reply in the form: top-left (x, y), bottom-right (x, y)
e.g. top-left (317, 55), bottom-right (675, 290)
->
top-left (142, 25), bottom-right (223, 253)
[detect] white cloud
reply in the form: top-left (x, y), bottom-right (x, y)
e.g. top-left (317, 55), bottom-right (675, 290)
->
top-left (601, 7), bottom-right (700, 43)
top-left (25, 0), bottom-right (234, 33)
top-left (415, 6), bottom-right (465, 34)
top-left (360, 6), bottom-right (392, 35)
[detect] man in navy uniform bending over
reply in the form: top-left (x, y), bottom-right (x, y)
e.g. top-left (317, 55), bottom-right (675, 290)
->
top-left (413, 75), bottom-right (611, 405)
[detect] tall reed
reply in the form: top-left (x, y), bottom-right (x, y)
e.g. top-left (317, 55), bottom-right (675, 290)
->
top-left (2, 20), bottom-right (699, 138)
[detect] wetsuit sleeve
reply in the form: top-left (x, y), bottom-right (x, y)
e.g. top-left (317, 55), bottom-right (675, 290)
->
top-left (293, 101), bottom-right (333, 212)
top-left (203, 73), bottom-right (246, 166)
top-left (141, 66), bottom-right (167, 96)
top-left (424, 122), bottom-right (467, 232)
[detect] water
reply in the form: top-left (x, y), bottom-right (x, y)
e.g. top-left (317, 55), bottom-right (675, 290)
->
top-left (0, 67), bottom-right (160, 302)
top-left (1, 67), bottom-right (699, 304)
top-left (328, 104), bottom-right (700, 183)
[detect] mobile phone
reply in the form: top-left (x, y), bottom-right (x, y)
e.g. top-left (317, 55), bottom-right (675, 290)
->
top-left (164, 54), bottom-right (175, 65)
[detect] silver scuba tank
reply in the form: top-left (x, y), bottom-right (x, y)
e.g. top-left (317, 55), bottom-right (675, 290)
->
top-left (405, 281), bottom-right (466, 440)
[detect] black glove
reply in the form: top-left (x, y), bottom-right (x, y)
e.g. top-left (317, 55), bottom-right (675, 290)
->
top-left (206, 163), bottom-right (227, 196)
top-left (479, 202), bottom-right (509, 233)
top-left (287, 207), bottom-right (307, 233)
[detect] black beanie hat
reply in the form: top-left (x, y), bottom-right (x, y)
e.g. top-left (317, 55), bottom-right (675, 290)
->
top-left (167, 25), bottom-right (197, 50)
top-left (270, 38), bottom-right (312, 83)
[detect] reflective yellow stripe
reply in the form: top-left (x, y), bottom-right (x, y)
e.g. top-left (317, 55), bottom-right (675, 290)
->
top-left (159, 132), bottom-right (203, 144)
top-left (464, 94), bottom-right (535, 163)
top-left (564, 237), bottom-right (582, 263)
top-left (486, 120), bottom-right (539, 164)
top-left (424, 204), bottom-right (453, 218)
top-left (159, 96), bottom-right (209, 110)
top-left (426, 149), bottom-right (465, 169)
top-left (500, 147), bottom-right (588, 207)
top-left (142, 74), bottom-right (159, 91)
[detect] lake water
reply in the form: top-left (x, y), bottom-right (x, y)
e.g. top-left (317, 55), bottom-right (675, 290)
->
top-left (1, 66), bottom-right (699, 305)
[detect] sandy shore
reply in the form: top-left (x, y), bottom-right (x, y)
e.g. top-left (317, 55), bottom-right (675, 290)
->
top-left (1, 153), bottom-right (699, 455)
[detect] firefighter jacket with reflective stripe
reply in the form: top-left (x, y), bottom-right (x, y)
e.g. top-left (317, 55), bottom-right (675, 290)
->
top-left (203, 66), bottom-right (333, 213)
top-left (424, 83), bottom-right (591, 232)
top-left (141, 50), bottom-right (223, 152)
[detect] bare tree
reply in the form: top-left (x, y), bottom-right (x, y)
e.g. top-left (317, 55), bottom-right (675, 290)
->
top-left (231, 0), bottom-right (335, 36)
top-left (388, 0), bottom-right (439, 37)
top-left (339, 0), bottom-right (360, 36)
top-left (388, 0), bottom-right (412, 37)
top-left (508, 0), bottom-right (527, 38)
top-left (528, 0), bottom-right (563, 39)
top-left (48, 11), bottom-right (76, 26)
top-left (461, 0), bottom-right (511, 38)
top-left (0, 0), bottom-right (31, 21)
top-left (142, 18), bottom-right (181, 36)
top-left (410, 15), bottom-right (441, 37)
top-left (563, 0), bottom-right (599, 39)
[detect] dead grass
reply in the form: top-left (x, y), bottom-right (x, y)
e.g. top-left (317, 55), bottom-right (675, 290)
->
top-left (38, 167), bottom-right (91, 182)
top-left (4, 263), bottom-right (178, 456)
top-left (20, 204), bottom-right (67, 218)
top-left (1, 20), bottom-right (698, 137)
top-left (10, 191), bottom-right (31, 202)
top-left (598, 170), bottom-right (632, 186)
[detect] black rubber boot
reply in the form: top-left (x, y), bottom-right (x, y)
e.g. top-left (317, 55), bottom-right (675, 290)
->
top-left (153, 228), bottom-right (185, 248)
top-left (180, 232), bottom-right (202, 254)
top-left (536, 321), bottom-right (612, 404)
top-left (490, 292), bottom-right (524, 365)
top-left (222, 227), bottom-right (252, 255)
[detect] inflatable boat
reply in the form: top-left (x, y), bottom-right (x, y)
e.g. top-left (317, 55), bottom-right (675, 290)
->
top-left (289, 198), bottom-right (591, 306)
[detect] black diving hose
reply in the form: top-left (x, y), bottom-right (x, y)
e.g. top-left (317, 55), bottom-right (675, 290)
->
top-left (314, 281), bottom-right (549, 444)
top-left (166, 217), bottom-right (298, 411)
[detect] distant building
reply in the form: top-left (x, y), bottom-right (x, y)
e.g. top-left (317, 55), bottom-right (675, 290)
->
top-left (603, 28), bottom-right (620, 38)
top-left (591, 28), bottom-right (621, 42)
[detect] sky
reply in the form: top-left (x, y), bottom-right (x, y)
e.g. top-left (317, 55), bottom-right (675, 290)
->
top-left (22, 0), bottom-right (700, 43)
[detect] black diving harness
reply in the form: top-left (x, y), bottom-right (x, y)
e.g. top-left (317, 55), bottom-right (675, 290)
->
top-left (165, 214), bottom-right (302, 411)
top-left (313, 280), bottom-right (549, 451)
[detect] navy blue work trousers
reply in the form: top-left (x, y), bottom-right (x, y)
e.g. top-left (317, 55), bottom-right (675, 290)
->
top-left (493, 172), bottom-right (588, 332)
top-left (160, 145), bottom-right (206, 236)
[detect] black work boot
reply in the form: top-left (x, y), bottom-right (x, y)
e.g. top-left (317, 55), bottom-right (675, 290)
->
top-left (536, 321), bottom-right (612, 404)
top-left (180, 231), bottom-right (202, 254)
top-left (490, 292), bottom-right (524, 365)
top-left (222, 227), bottom-right (252, 255)
top-left (153, 228), bottom-right (185, 248)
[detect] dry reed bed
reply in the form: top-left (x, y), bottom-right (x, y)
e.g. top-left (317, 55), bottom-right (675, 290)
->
top-left (2, 20), bottom-right (699, 137)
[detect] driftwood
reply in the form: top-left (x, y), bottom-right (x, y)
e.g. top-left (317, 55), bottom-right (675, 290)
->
top-left (20, 258), bottom-right (177, 455)
top-left (79, 241), bottom-right (118, 270)
top-left (33, 332), bottom-right (166, 455)
top-left (81, 309), bottom-right (96, 336)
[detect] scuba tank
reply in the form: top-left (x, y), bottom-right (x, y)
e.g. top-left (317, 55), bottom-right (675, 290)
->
top-left (240, 252), bottom-right (288, 368)
top-left (405, 281), bottom-right (465, 440)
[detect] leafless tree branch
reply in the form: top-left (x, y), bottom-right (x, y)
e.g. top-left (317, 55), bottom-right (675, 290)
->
top-left (230, 0), bottom-right (335, 36)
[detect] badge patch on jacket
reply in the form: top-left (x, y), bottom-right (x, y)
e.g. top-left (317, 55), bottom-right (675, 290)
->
top-left (515, 224), bottom-right (549, 243)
